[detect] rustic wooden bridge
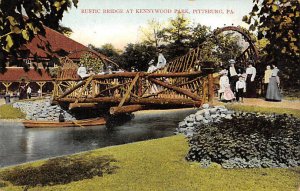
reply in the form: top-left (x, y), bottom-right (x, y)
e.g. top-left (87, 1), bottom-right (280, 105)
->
top-left (52, 26), bottom-right (258, 115)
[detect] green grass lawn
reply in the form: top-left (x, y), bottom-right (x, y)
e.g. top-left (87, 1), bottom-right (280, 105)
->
top-left (226, 104), bottom-right (300, 118)
top-left (0, 135), bottom-right (299, 191)
top-left (0, 104), bottom-right (25, 119)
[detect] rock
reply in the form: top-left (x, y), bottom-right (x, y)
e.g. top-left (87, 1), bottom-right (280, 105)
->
top-left (225, 114), bottom-right (232, 119)
top-left (186, 122), bottom-right (194, 127)
top-left (202, 103), bottom-right (210, 109)
top-left (209, 108), bottom-right (217, 114)
top-left (195, 115), bottom-right (204, 122)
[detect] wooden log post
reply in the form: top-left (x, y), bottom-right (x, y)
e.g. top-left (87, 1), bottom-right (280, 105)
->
top-left (37, 82), bottom-right (46, 97)
top-left (208, 73), bottom-right (214, 104)
top-left (69, 103), bottom-right (98, 110)
top-left (109, 104), bottom-right (144, 115)
top-left (3, 82), bottom-right (12, 93)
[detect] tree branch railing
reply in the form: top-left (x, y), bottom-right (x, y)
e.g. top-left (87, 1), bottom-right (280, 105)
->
top-left (53, 71), bottom-right (213, 111)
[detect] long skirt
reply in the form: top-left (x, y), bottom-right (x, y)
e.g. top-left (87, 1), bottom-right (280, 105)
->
top-left (246, 76), bottom-right (256, 98)
top-left (266, 77), bottom-right (281, 101)
top-left (223, 86), bottom-right (235, 101)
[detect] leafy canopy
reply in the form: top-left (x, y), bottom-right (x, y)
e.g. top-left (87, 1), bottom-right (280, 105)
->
top-left (0, 0), bottom-right (78, 68)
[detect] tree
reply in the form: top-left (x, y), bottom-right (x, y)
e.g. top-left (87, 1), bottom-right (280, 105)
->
top-left (189, 23), bottom-right (211, 48)
top-left (88, 43), bottom-right (122, 65)
top-left (79, 53), bottom-right (103, 73)
top-left (162, 14), bottom-right (192, 59)
top-left (243, 0), bottom-right (300, 88)
top-left (0, 0), bottom-right (78, 69)
top-left (140, 19), bottom-right (164, 48)
top-left (214, 32), bottom-right (243, 65)
top-left (120, 43), bottom-right (157, 71)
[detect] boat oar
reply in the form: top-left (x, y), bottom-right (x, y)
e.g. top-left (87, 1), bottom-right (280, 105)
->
top-left (71, 120), bottom-right (85, 128)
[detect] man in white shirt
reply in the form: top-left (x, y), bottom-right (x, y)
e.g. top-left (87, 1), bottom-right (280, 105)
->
top-left (236, 76), bottom-right (246, 102)
top-left (228, 59), bottom-right (238, 93)
top-left (245, 61), bottom-right (257, 97)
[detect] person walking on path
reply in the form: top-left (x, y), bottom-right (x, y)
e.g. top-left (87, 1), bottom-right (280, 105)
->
top-left (236, 76), bottom-right (246, 102)
top-left (266, 64), bottom-right (281, 101)
top-left (27, 86), bottom-right (32, 99)
top-left (218, 70), bottom-right (235, 101)
top-left (245, 60), bottom-right (257, 98)
top-left (263, 65), bottom-right (272, 96)
top-left (228, 59), bottom-right (238, 94)
top-left (19, 79), bottom-right (27, 100)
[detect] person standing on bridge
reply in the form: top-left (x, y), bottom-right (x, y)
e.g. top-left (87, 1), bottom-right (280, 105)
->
top-left (77, 64), bottom-right (90, 79)
top-left (147, 59), bottom-right (159, 94)
top-left (156, 49), bottom-right (167, 69)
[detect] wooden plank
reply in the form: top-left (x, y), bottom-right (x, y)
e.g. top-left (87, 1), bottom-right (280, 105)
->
top-left (118, 73), bottom-right (140, 107)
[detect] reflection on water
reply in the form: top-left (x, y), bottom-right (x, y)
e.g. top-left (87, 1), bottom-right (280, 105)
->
top-left (0, 109), bottom-right (196, 167)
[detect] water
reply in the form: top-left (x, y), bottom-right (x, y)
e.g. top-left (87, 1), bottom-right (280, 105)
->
top-left (0, 109), bottom-right (196, 167)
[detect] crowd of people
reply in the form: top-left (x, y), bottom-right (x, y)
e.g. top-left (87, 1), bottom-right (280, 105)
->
top-left (218, 59), bottom-right (281, 102)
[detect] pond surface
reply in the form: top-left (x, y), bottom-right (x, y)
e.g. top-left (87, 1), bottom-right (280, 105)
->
top-left (0, 109), bottom-right (195, 167)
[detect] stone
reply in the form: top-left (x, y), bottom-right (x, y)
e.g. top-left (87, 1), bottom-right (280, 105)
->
top-left (202, 103), bottom-right (210, 109)
top-left (186, 122), bottom-right (194, 127)
top-left (195, 115), bottom-right (204, 122)
top-left (195, 110), bottom-right (205, 116)
top-left (178, 121), bottom-right (186, 128)
top-left (209, 108), bottom-right (217, 114)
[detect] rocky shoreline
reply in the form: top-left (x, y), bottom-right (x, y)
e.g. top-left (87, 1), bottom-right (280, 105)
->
top-left (12, 98), bottom-right (76, 121)
top-left (176, 104), bottom-right (234, 137)
top-left (177, 104), bottom-right (300, 169)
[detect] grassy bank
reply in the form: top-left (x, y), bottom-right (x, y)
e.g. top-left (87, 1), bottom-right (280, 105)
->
top-left (0, 135), bottom-right (299, 191)
top-left (226, 104), bottom-right (300, 118)
top-left (0, 104), bottom-right (25, 119)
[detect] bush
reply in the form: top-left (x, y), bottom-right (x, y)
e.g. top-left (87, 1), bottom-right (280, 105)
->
top-left (0, 155), bottom-right (118, 187)
top-left (186, 112), bottom-right (300, 168)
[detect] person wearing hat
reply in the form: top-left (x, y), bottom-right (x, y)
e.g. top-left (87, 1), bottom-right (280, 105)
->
top-left (245, 60), bottom-right (257, 98)
top-left (228, 59), bottom-right (238, 93)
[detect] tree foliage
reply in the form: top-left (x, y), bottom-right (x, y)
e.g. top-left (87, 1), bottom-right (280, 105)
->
top-left (79, 53), bottom-right (103, 73)
top-left (140, 19), bottom-right (164, 48)
top-left (0, 0), bottom-right (78, 69)
top-left (244, 0), bottom-right (300, 88)
top-left (120, 43), bottom-right (157, 71)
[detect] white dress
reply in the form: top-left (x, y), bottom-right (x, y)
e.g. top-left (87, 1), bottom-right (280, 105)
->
top-left (156, 53), bottom-right (167, 69)
top-left (77, 66), bottom-right (89, 78)
top-left (219, 75), bottom-right (229, 93)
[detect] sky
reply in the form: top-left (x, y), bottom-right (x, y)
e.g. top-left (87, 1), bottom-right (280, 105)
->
top-left (61, 0), bottom-right (253, 50)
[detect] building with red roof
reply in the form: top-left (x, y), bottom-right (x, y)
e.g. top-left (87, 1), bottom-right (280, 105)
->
top-left (0, 25), bottom-right (93, 97)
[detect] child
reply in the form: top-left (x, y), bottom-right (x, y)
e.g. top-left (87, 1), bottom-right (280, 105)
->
top-left (236, 76), bottom-right (246, 102)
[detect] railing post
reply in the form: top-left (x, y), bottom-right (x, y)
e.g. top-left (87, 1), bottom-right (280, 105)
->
top-left (208, 73), bottom-right (214, 104)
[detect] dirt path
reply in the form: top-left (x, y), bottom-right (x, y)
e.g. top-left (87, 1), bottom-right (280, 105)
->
top-left (215, 98), bottom-right (300, 110)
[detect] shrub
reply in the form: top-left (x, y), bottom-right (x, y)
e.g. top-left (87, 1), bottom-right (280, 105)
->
top-left (186, 112), bottom-right (300, 168)
top-left (0, 155), bottom-right (118, 187)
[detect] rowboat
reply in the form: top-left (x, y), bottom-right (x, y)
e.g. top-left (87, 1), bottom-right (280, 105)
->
top-left (23, 118), bottom-right (106, 128)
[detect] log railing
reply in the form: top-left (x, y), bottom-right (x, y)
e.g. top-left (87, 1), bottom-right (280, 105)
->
top-left (52, 71), bottom-right (214, 114)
